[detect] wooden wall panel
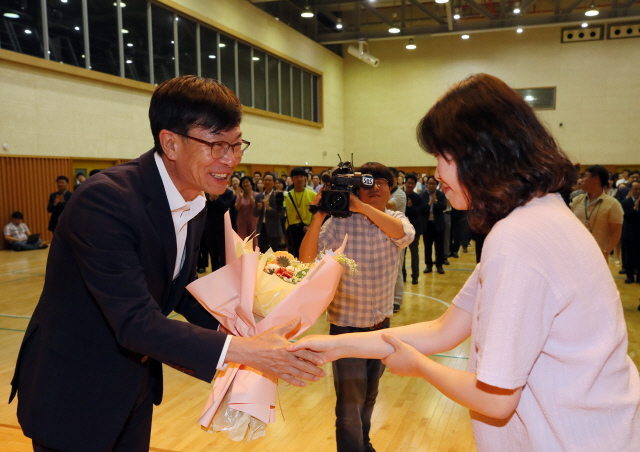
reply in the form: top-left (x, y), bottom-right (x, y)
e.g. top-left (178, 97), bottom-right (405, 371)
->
top-left (0, 156), bottom-right (73, 248)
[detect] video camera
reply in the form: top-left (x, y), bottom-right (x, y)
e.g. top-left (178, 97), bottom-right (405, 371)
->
top-left (310, 158), bottom-right (375, 218)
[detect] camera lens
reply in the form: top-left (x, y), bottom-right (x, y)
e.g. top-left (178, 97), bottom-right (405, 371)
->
top-left (325, 191), bottom-right (349, 211)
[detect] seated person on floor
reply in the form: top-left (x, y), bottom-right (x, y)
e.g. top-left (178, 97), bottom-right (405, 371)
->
top-left (4, 211), bottom-right (47, 251)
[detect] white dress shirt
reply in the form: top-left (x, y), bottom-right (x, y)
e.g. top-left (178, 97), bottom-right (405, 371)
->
top-left (154, 152), bottom-right (230, 369)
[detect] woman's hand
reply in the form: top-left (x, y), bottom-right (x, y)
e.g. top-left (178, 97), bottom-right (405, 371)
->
top-left (381, 334), bottom-right (427, 378)
top-left (287, 334), bottom-right (341, 365)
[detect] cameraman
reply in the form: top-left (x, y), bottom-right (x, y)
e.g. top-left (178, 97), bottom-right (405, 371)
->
top-left (299, 162), bottom-right (415, 452)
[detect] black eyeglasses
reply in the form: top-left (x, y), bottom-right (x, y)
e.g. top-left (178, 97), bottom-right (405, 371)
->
top-left (176, 133), bottom-right (250, 159)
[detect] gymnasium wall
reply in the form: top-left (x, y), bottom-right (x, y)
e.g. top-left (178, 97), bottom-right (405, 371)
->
top-left (0, 0), bottom-right (345, 167)
top-left (343, 25), bottom-right (640, 167)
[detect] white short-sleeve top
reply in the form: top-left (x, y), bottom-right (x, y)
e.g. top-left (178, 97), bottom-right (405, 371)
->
top-left (453, 193), bottom-right (640, 451)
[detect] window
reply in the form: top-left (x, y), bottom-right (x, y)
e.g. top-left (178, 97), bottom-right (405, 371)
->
top-left (151, 4), bottom-right (174, 84)
top-left (280, 61), bottom-right (291, 117)
top-left (267, 56), bottom-right (279, 114)
top-left (515, 87), bottom-right (556, 110)
top-left (253, 49), bottom-right (266, 111)
top-left (87, 1), bottom-right (119, 76)
top-left (46, 0), bottom-right (84, 67)
top-left (237, 42), bottom-right (252, 106)
top-left (0, 0), bottom-right (322, 124)
top-left (291, 66), bottom-right (301, 119)
top-left (218, 34), bottom-right (235, 93)
top-left (199, 26), bottom-right (218, 80)
top-left (177, 15), bottom-right (197, 77)
top-left (122, 0), bottom-right (150, 83)
top-left (0, 0), bottom-right (44, 58)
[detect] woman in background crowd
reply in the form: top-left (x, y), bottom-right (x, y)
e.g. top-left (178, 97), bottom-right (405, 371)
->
top-left (234, 176), bottom-right (258, 244)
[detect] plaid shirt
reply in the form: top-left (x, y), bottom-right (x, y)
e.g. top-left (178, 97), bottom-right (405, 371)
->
top-left (4, 222), bottom-right (29, 241)
top-left (318, 210), bottom-right (415, 327)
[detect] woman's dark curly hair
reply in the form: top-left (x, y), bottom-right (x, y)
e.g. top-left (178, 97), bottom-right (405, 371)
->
top-left (417, 73), bottom-right (576, 234)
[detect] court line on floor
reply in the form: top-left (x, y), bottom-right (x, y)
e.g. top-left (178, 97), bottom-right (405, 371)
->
top-left (0, 314), bottom-right (31, 319)
top-left (404, 292), bottom-right (450, 308)
top-left (0, 266), bottom-right (47, 276)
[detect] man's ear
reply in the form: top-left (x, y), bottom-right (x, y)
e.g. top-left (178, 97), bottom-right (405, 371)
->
top-left (158, 130), bottom-right (181, 161)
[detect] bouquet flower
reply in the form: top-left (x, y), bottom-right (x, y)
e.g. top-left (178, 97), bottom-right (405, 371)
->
top-left (186, 212), bottom-right (355, 442)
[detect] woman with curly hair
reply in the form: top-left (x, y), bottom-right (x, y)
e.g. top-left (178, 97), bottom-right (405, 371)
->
top-left (291, 73), bottom-right (640, 451)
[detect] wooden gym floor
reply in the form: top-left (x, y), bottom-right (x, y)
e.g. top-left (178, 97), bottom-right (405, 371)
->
top-left (1, 242), bottom-right (639, 452)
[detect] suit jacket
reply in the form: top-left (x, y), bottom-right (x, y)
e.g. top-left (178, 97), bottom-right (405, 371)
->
top-left (405, 191), bottom-right (422, 232)
top-left (253, 190), bottom-right (284, 238)
top-left (616, 187), bottom-right (630, 203)
top-left (419, 190), bottom-right (447, 233)
top-left (47, 190), bottom-right (72, 232)
top-left (10, 150), bottom-right (226, 452)
top-left (205, 189), bottom-right (234, 234)
top-left (621, 197), bottom-right (640, 242)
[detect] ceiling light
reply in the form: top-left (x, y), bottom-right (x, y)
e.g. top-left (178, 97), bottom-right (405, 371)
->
top-left (75, 26), bottom-right (80, 30)
top-left (127, 43), bottom-right (133, 47)
top-left (208, 55), bottom-right (216, 59)
top-left (219, 43), bottom-right (226, 48)
top-left (525, 95), bottom-right (535, 101)
top-left (336, 18), bottom-right (343, 30)
top-left (126, 60), bottom-right (132, 64)
top-left (252, 57), bottom-right (260, 61)
top-left (453, 13), bottom-right (461, 19)
top-left (435, 0), bottom-right (449, 3)
top-left (171, 40), bottom-right (174, 44)
top-left (517, 28), bottom-right (523, 33)
top-left (585, 4), bottom-right (599, 16)
top-left (61, 0), bottom-right (67, 3)
top-left (113, 2), bottom-right (126, 6)
top-left (25, 29), bottom-right (32, 34)
top-left (513, 7), bottom-right (521, 13)
top-left (3, 13), bottom-right (20, 19)
top-left (582, 22), bottom-right (588, 27)
top-left (406, 39), bottom-right (416, 50)
top-left (121, 29), bottom-right (129, 33)
top-left (301, 7), bottom-right (314, 18)
top-left (389, 27), bottom-right (401, 33)
top-left (461, 34), bottom-right (469, 39)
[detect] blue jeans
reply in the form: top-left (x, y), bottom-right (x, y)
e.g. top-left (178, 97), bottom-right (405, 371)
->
top-left (11, 239), bottom-right (42, 251)
top-left (330, 319), bottom-right (390, 452)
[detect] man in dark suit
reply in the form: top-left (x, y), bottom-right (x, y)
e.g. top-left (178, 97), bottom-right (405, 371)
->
top-left (47, 175), bottom-right (72, 233)
top-left (10, 76), bottom-right (323, 452)
top-left (197, 189), bottom-right (235, 273)
top-left (621, 181), bottom-right (640, 284)
top-left (616, 171), bottom-right (639, 203)
top-left (254, 172), bottom-right (284, 252)
top-left (403, 173), bottom-right (422, 284)
top-left (420, 175), bottom-right (447, 274)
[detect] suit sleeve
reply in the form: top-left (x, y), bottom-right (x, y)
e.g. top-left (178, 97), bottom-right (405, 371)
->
top-left (434, 191), bottom-right (447, 213)
top-left (64, 182), bottom-right (225, 382)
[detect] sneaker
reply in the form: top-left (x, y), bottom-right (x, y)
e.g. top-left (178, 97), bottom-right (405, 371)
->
top-left (436, 266), bottom-right (445, 274)
top-left (38, 244), bottom-right (48, 249)
top-left (393, 303), bottom-right (401, 313)
top-left (423, 267), bottom-right (432, 273)
top-left (412, 277), bottom-right (419, 285)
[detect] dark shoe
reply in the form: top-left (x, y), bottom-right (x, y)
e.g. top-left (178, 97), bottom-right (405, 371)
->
top-left (436, 266), bottom-right (445, 274)
top-left (619, 269), bottom-right (626, 274)
top-left (625, 278), bottom-right (635, 284)
top-left (462, 247), bottom-right (468, 253)
top-left (197, 267), bottom-right (206, 274)
top-left (393, 303), bottom-right (401, 313)
top-left (451, 252), bottom-right (459, 258)
top-left (365, 442), bottom-right (377, 452)
top-left (38, 244), bottom-right (48, 249)
top-left (423, 267), bottom-right (432, 273)
top-left (403, 276), bottom-right (407, 282)
top-left (412, 277), bottom-right (419, 284)
top-left (443, 258), bottom-right (450, 265)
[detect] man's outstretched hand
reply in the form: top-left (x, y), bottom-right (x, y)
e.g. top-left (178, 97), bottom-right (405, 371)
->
top-left (225, 317), bottom-right (326, 387)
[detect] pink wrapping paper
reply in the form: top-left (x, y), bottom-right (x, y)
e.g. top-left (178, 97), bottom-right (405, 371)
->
top-left (187, 212), bottom-right (346, 428)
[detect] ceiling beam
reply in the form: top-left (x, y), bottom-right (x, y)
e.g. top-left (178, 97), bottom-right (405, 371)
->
top-left (500, 0), bottom-right (507, 17)
top-left (318, 7), bottom-right (640, 42)
top-left (361, 1), bottom-right (397, 28)
top-left (520, 0), bottom-right (539, 12)
top-left (445, 0), bottom-right (454, 30)
top-left (621, 0), bottom-right (637, 8)
top-left (464, 0), bottom-right (496, 19)
top-left (554, 0), bottom-right (561, 14)
top-left (562, 0), bottom-right (584, 14)
top-left (408, 0), bottom-right (448, 25)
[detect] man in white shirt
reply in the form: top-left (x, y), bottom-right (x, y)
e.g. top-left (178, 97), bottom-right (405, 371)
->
top-left (11, 76), bottom-right (324, 452)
